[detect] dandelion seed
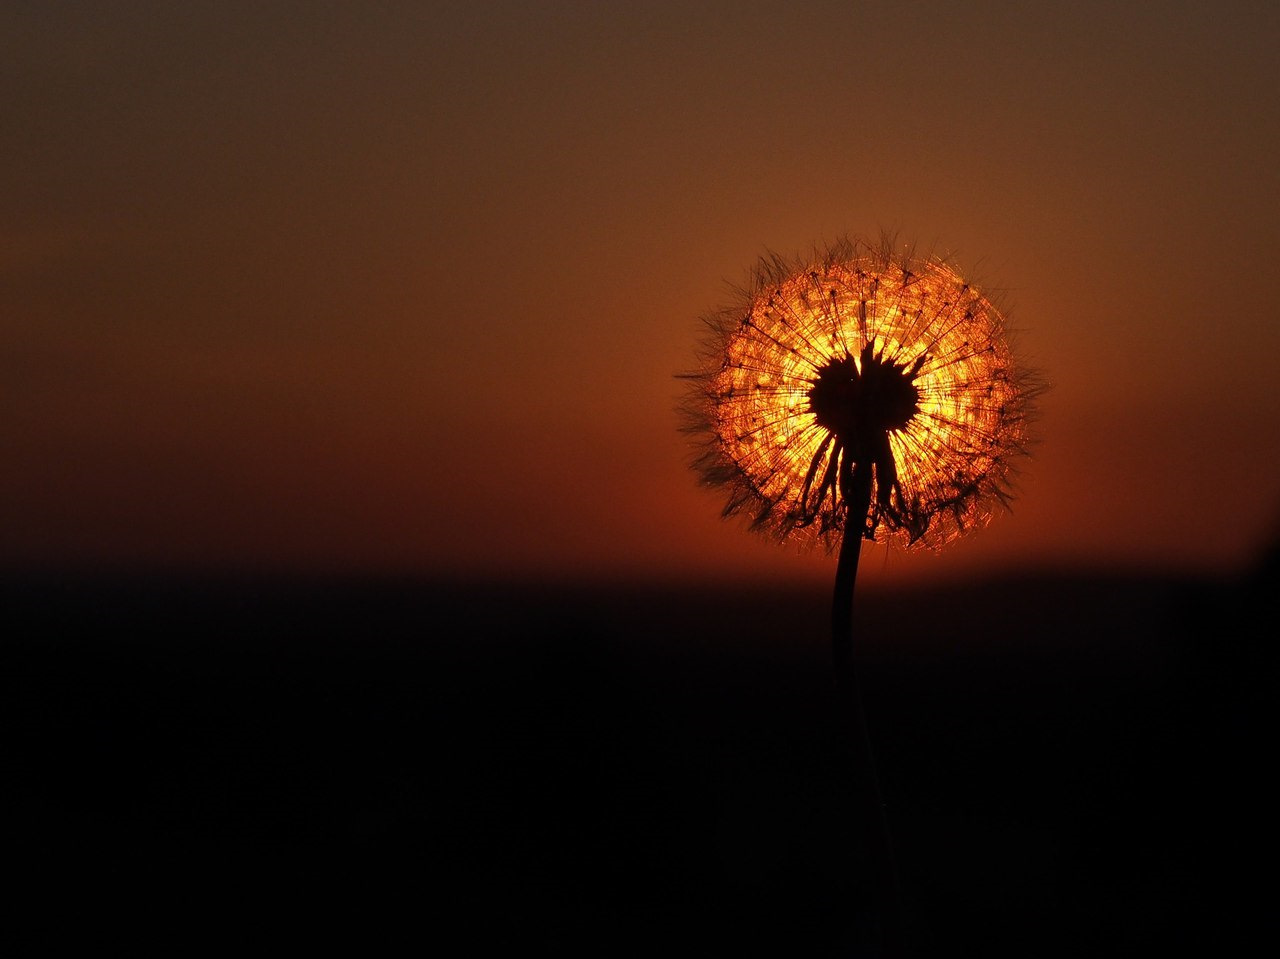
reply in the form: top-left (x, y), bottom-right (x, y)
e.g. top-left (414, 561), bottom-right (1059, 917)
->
top-left (680, 233), bottom-right (1040, 555)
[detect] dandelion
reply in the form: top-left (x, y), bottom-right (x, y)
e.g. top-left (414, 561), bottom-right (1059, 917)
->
top-left (678, 233), bottom-right (1041, 956)
top-left (680, 233), bottom-right (1038, 556)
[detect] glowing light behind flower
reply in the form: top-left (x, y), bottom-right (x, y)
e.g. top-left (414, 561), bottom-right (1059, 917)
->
top-left (683, 236), bottom-right (1038, 552)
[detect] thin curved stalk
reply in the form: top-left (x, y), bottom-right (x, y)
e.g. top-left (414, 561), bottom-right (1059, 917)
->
top-left (832, 459), bottom-right (910, 956)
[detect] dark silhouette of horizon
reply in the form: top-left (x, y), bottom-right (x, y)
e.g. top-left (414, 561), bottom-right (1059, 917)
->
top-left (3, 559), bottom-right (1270, 954)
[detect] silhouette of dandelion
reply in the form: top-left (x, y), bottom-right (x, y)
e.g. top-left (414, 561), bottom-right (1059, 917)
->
top-left (680, 234), bottom-right (1039, 554)
top-left (679, 233), bottom-right (1041, 956)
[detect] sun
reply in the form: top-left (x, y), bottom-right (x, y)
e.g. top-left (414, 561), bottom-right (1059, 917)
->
top-left (681, 235), bottom-right (1039, 552)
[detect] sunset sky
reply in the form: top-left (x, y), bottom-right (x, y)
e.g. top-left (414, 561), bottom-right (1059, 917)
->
top-left (6, 0), bottom-right (1279, 589)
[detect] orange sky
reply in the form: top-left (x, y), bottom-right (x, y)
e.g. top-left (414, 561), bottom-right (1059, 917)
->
top-left (5, 1), bottom-right (1279, 589)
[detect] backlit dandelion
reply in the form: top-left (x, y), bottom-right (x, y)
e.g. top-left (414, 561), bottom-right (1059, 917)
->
top-left (679, 233), bottom-right (1041, 956)
top-left (681, 234), bottom-right (1038, 555)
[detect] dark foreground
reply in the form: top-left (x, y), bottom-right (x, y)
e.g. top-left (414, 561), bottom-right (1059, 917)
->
top-left (3, 563), bottom-right (1272, 955)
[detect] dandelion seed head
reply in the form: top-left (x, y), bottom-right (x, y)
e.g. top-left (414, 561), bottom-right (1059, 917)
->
top-left (680, 234), bottom-right (1041, 553)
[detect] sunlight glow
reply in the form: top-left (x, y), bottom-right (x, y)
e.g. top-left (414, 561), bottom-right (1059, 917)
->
top-left (682, 237), bottom-right (1039, 552)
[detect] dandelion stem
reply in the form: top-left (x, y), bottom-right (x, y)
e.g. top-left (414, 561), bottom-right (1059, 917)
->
top-left (832, 460), bottom-right (910, 956)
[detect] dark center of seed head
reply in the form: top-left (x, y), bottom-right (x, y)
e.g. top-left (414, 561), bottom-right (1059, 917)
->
top-left (807, 344), bottom-right (922, 441)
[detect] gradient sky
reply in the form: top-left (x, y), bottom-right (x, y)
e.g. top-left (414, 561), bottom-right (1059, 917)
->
top-left (6, 0), bottom-right (1279, 589)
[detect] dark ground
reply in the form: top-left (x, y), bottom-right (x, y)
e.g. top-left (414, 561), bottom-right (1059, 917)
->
top-left (3, 558), bottom-right (1273, 955)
